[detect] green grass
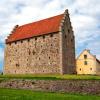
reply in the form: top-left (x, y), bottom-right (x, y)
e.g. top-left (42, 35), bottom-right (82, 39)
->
top-left (0, 88), bottom-right (100, 100)
top-left (0, 74), bottom-right (100, 80)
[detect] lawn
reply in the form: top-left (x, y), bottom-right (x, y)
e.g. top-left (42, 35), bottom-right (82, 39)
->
top-left (0, 74), bottom-right (100, 80)
top-left (0, 88), bottom-right (100, 100)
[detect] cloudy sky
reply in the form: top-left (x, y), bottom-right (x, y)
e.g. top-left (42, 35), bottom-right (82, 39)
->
top-left (0, 0), bottom-right (100, 70)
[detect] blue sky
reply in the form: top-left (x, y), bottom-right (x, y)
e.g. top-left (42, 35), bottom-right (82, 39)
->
top-left (0, 0), bottom-right (100, 71)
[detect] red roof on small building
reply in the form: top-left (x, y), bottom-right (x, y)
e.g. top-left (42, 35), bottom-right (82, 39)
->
top-left (6, 14), bottom-right (64, 43)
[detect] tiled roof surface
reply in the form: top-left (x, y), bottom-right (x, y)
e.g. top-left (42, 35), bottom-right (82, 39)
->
top-left (6, 14), bottom-right (64, 43)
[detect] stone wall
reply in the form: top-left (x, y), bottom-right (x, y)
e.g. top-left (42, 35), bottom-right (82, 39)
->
top-left (0, 79), bottom-right (100, 95)
top-left (4, 32), bottom-right (61, 74)
top-left (60, 10), bottom-right (76, 74)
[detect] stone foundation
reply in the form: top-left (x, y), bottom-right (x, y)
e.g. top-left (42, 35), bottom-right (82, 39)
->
top-left (0, 79), bottom-right (100, 95)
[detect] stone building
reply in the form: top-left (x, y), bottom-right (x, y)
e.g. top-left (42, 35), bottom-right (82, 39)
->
top-left (4, 9), bottom-right (76, 74)
top-left (76, 49), bottom-right (100, 75)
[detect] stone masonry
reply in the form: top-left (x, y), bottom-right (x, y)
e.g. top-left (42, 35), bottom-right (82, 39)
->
top-left (4, 9), bottom-right (76, 74)
top-left (0, 79), bottom-right (100, 95)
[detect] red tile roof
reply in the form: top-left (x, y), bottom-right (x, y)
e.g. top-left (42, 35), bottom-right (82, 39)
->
top-left (6, 14), bottom-right (64, 43)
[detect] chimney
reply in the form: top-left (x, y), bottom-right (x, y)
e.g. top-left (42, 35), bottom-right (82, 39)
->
top-left (87, 50), bottom-right (90, 53)
top-left (85, 49), bottom-right (90, 53)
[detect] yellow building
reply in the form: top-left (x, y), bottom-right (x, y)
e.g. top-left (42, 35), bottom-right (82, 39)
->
top-left (76, 49), bottom-right (100, 75)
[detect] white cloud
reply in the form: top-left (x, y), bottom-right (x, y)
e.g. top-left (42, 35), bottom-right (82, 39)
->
top-left (87, 40), bottom-right (100, 59)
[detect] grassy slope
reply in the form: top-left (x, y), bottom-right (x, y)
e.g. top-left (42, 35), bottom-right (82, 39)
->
top-left (0, 88), bottom-right (100, 100)
top-left (0, 74), bottom-right (100, 80)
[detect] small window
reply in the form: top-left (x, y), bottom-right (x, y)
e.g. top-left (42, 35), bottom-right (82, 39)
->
top-left (16, 64), bottom-right (19, 67)
top-left (39, 57), bottom-right (40, 60)
top-left (43, 35), bottom-right (45, 39)
top-left (68, 29), bottom-right (70, 33)
top-left (35, 37), bottom-right (37, 40)
top-left (54, 37), bottom-right (57, 39)
top-left (65, 35), bottom-right (67, 38)
top-left (9, 43), bottom-right (11, 46)
top-left (80, 68), bottom-right (81, 71)
top-left (71, 39), bottom-right (73, 42)
top-left (28, 39), bottom-right (30, 42)
top-left (84, 61), bottom-right (87, 65)
top-left (62, 28), bottom-right (64, 32)
top-left (33, 50), bottom-right (35, 55)
top-left (90, 68), bottom-right (92, 70)
top-left (29, 50), bottom-right (31, 55)
top-left (56, 49), bottom-right (58, 53)
top-left (15, 41), bottom-right (17, 44)
top-left (84, 55), bottom-right (87, 59)
top-left (21, 40), bottom-right (23, 43)
top-left (49, 57), bottom-right (50, 59)
top-left (50, 34), bottom-right (53, 37)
